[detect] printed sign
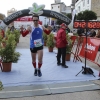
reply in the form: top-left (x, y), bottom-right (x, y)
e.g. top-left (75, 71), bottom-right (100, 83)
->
top-left (79, 37), bottom-right (100, 61)
top-left (34, 39), bottom-right (42, 47)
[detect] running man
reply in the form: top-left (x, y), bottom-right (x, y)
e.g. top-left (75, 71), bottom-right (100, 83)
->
top-left (20, 14), bottom-right (52, 77)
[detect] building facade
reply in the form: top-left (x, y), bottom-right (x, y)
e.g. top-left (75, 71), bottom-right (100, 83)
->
top-left (7, 8), bottom-right (17, 16)
top-left (51, 0), bottom-right (72, 26)
top-left (75, 0), bottom-right (91, 13)
top-left (71, 0), bottom-right (77, 7)
top-left (7, 8), bottom-right (17, 27)
top-left (91, 0), bottom-right (100, 20)
top-left (51, 0), bottom-right (66, 13)
top-left (75, 0), bottom-right (100, 20)
top-left (0, 13), bottom-right (5, 20)
top-left (51, 0), bottom-right (72, 16)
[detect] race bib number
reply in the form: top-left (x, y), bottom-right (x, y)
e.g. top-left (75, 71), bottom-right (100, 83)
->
top-left (34, 39), bottom-right (42, 47)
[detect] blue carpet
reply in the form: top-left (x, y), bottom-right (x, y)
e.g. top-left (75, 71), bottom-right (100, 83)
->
top-left (0, 48), bottom-right (99, 87)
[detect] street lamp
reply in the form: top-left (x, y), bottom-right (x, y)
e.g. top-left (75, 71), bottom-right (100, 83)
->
top-left (71, 5), bottom-right (74, 13)
top-left (44, 17), bottom-right (46, 25)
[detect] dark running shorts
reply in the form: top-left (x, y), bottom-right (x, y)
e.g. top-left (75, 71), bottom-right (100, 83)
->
top-left (30, 46), bottom-right (43, 53)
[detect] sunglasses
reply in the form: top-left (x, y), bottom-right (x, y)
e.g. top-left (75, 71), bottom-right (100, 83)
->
top-left (33, 20), bottom-right (38, 22)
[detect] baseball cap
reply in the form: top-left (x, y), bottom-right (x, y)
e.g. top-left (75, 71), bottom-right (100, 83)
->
top-left (60, 23), bottom-right (67, 28)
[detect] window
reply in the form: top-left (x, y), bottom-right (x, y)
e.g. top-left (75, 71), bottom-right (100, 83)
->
top-left (87, 0), bottom-right (89, 4)
top-left (58, 6), bottom-right (59, 8)
top-left (83, 0), bottom-right (85, 6)
top-left (52, 7), bottom-right (53, 9)
top-left (76, 0), bottom-right (79, 3)
top-left (78, 6), bottom-right (80, 12)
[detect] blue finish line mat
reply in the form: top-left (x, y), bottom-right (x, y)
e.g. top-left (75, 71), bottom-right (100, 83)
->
top-left (0, 48), bottom-right (99, 87)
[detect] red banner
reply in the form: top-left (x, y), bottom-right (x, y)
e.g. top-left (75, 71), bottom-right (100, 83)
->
top-left (70, 36), bottom-right (77, 45)
top-left (14, 16), bottom-right (42, 25)
top-left (79, 37), bottom-right (100, 61)
top-left (15, 17), bottom-right (33, 21)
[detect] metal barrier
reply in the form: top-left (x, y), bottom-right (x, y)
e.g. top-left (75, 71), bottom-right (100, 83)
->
top-left (71, 36), bottom-right (100, 76)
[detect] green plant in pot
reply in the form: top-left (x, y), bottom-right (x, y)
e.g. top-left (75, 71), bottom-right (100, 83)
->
top-left (46, 33), bottom-right (55, 52)
top-left (66, 34), bottom-right (73, 61)
top-left (43, 32), bottom-right (47, 46)
top-left (6, 29), bottom-right (20, 44)
top-left (0, 34), bottom-right (2, 43)
top-left (1, 37), bottom-right (7, 47)
top-left (0, 30), bottom-right (6, 47)
top-left (0, 33), bottom-right (20, 72)
top-left (0, 81), bottom-right (3, 91)
top-left (13, 30), bottom-right (20, 43)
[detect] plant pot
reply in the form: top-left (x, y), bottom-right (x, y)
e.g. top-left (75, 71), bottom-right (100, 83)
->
top-left (2, 62), bottom-right (12, 72)
top-left (65, 53), bottom-right (71, 61)
top-left (48, 47), bottom-right (53, 52)
top-left (44, 42), bottom-right (46, 46)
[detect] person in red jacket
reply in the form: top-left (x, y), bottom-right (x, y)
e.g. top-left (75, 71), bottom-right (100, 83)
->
top-left (56, 23), bottom-right (68, 68)
top-left (20, 14), bottom-right (52, 77)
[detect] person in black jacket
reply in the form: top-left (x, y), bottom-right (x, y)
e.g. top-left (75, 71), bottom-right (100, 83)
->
top-left (89, 29), bottom-right (96, 37)
top-left (77, 28), bottom-right (84, 36)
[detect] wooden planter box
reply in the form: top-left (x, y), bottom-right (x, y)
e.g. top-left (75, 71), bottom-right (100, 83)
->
top-left (44, 42), bottom-right (46, 46)
top-left (48, 47), bottom-right (53, 52)
top-left (2, 62), bottom-right (12, 72)
top-left (65, 53), bottom-right (71, 61)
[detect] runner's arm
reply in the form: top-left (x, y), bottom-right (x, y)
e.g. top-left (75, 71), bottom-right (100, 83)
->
top-left (42, 26), bottom-right (52, 35)
top-left (20, 26), bottom-right (32, 37)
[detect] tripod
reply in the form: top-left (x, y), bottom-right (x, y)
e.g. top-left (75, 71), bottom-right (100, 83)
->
top-left (76, 28), bottom-right (95, 77)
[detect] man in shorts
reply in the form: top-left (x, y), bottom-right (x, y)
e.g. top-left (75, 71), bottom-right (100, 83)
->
top-left (20, 14), bottom-right (52, 77)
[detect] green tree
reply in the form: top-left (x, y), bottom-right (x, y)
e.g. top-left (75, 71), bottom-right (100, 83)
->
top-left (76, 10), bottom-right (97, 20)
top-left (76, 12), bottom-right (83, 20)
top-left (83, 10), bottom-right (97, 20)
top-left (56, 20), bottom-right (63, 25)
top-left (66, 13), bottom-right (72, 20)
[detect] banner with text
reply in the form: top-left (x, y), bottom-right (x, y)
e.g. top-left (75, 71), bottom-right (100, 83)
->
top-left (79, 37), bottom-right (100, 61)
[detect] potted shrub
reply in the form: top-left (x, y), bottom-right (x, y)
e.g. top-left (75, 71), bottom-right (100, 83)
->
top-left (0, 34), bottom-right (20, 72)
top-left (13, 30), bottom-right (20, 43)
top-left (46, 33), bottom-right (55, 52)
top-left (0, 34), bottom-right (3, 44)
top-left (0, 81), bottom-right (3, 91)
top-left (1, 37), bottom-right (7, 47)
top-left (65, 34), bottom-right (73, 61)
top-left (43, 32), bottom-right (47, 46)
top-left (0, 30), bottom-right (6, 47)
top-left (6, 29), bottom-right (20, 44)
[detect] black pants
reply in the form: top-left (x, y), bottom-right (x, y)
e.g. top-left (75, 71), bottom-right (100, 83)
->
top-left (30, 46), bottom-right (43, 53)
top-left (57, 47), bottom-right (66, 65)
